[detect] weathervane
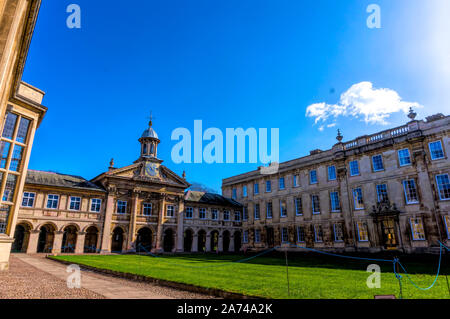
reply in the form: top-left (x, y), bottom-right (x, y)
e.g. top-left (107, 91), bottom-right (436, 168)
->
top-left (148, 111), bottom-right (155, 127)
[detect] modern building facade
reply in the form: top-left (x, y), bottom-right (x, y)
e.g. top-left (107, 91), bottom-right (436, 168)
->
top-left (222, 112), bottom-right (450, 254)
top-left (12, 119), bottom-right (242, 255)
top-left (0, 0), bottom-right (46, 270)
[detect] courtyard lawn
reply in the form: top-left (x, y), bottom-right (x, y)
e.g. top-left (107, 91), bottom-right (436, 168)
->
top-left (51, 253), bottom-right (450, 299)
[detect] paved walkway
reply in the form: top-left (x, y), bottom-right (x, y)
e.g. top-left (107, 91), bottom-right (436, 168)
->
top-left (4, 254), bottom-right (211, 299)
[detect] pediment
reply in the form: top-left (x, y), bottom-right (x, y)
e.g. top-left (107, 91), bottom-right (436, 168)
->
top-left (106, 162), bottom-right (189, 189)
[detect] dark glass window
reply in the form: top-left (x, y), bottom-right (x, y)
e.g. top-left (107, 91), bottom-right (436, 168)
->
top-left (2, 113), bottom-right (18, 139)
top-left (16, 117), bottom-right (30, 143)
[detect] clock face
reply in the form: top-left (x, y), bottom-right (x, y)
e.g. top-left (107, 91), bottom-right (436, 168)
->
top-left (145, 163), bottom-right (159, 177)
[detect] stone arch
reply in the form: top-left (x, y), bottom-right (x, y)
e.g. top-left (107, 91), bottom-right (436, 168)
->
top-left (111, 227), bottom-right (125, 253)
top-left (62, 225), bottom-right (78, 253)
top-left (82, 224), bottom-right (100, 233)
top-left (184, 228), bottom-right (194, 252)
top-left (84, 225), bottom-right (99, 253)
top-left (36, 221), bottom-right (58, 233)
top-left (197, 229), bottom-right (207, 253)
top-left (163, 228), bottom-right (175, 252)
top-left (59, 223), bottom-right (80, 233)
top-left (136, 227), bottom-right (153, 253)
top-left (222, 230), bottom-right (231, 253)
top-left (37, 223), bottom-right (57, 253)
top-left (234, 230), bottom-right (242, 253)
top-left (12, 222), bottom-right (33, 253)
top-left (210, 229), bottom-right (219, 252)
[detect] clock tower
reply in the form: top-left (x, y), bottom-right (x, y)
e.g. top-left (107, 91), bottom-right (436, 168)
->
top-left (137, 116), bottom-right (163, 178)
top-left (139, 116), bottom-right (160, 160)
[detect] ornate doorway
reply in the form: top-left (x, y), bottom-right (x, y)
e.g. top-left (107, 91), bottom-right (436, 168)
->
top-left (84, 226), bottom-right (98, 253)
top-left (163, 228), bottom-right (174, 252)
top-left (381, 218), bottom-right (398, 249)
top-left (136, 227), bottom-right (152, 253)
top-left (111, 227), bottom-right (124, 253)
top-left (371, 200), bottom-right (401, 251)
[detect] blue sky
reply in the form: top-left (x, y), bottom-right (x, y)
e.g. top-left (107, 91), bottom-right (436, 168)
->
top-left (23, 0), bottom-right (450, 193)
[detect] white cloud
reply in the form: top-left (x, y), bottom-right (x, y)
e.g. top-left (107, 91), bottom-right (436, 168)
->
top-left (306, 82), bottom-right (422, 128)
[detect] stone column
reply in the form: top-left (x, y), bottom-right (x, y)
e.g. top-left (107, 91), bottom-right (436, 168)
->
top-left (155, 195), bottom-right (166, 252)
top-left (176, 197), bottom-right (185, 252)
top-left (75, 232), bottom-right (86, 254)
top-left (127, 190), bottom-right (139, 251)
top-left (53, 231), bottom-right (64, 254)
top-left (26, 230), bottom-right (40, 254)
top-left (218, 233), bottom-right (223, 252)
top-left (192, 233), bottom-right (198, 252)
top-left (205, 233), bottom-right (211, 252)
top-left (100, 192), bottom-right (115, 253)
top-left (414, 150), bottom-right (442, 243)
top-left (229, 234), bottom-right (235, 252)
top-left (337, 165), bottom-right (356, 248)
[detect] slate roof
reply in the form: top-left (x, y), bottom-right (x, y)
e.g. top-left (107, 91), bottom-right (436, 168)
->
top-left (26, 170), bottom-right (105, 192)
top-left (184, 190), bottom-right (242, 208)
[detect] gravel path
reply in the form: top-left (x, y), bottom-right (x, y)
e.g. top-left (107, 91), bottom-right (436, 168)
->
top-left (1, 254), bottom-right (213, 299)
top-left (0, 255), bottom-right (104, 299)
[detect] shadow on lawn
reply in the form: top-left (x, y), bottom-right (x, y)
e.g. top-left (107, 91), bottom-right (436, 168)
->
top-left (137, 251), bottom-right (450, 276)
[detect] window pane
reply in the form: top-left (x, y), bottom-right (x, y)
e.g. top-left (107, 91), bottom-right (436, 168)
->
top-left (266, 202), bottom-right (272, 218)
top-left (2, 174), bottom-right (17, 202)
top-left (0, 204), bottom-right (11, 234)
top-left (330, 192), bottom-right (340, 212)
top-left (376, 184), bottom-right (389, 202)
top-left (9, 145), bottom-right (24, 172)
top-left (436, 174), bottom-right (450, 200)
top-left (16, 117), bottom-right (30, 143)
top-left (2, 113), bottom-right (18, 139)
top-left (372, 155), bottom-right (384, 171)
top-left (349, 161), bottom-right (359, 176)
top-left (0, 141), bottom-right (11, 169)
top-left (398, 149), bottom-right (411, 166)
top-left (403, 180), bottom-right (419, 204)
top-left (328, 166), bottom-right (336, 180)
top-left (353, 188), bottom-right (364, 209)
top-left (429, 141), bottom-right (444, 160)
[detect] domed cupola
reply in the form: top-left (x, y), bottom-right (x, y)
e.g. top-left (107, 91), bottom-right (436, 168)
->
top-left (138, 115), bottom-right (160, 159)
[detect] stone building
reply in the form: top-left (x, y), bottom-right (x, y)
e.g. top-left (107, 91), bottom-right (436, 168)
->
top-left (222, 112), bottom-right (450, 254)
top-left (0, 0), bottom-right (46, 270)
top-left (13, 119), bottom-right (242, 254)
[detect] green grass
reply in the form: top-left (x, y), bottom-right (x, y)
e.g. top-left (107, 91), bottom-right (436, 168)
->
top-left (51, 253), bottom-right (450, 299)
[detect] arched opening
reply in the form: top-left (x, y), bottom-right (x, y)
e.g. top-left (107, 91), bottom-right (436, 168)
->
top-left (266, 227), bottom-right (274, 248)
top-left (184, 229), bottom-right (193, 252)
top-left (198, 230), bottom-right (206, 252)
top-left (163, 228), bottom-right (174, 252)
top-left (84, 226), bottom-right (99, 253)
top-left (12, 224), bottom-right (30, 253)
top-left (234, 231), bottom-right (241, 253)
top-left (111, 227), bottom-right (124, 253)
top-left (222, 230), bottom-right (230, 253)
top-left (62, 225), bottom-right (77, 253)
top-left (37, 224), bottom-right (55, 253)
top-left (210, 230), bottom-right (219, 252)
top-left (136, 227), bottom-right (152, 253)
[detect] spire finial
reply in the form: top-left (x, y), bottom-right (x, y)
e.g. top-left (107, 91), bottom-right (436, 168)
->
top-left (109, 158), bottom-right (115, 170)
top-left (148, 111), bottom-right (154, 127)
top-left (407, 107), bottom-right (417, 121)
top-left (336, 129), bottom-right (343, 142)
top-left (182, 170), bottom-right (186, 179)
